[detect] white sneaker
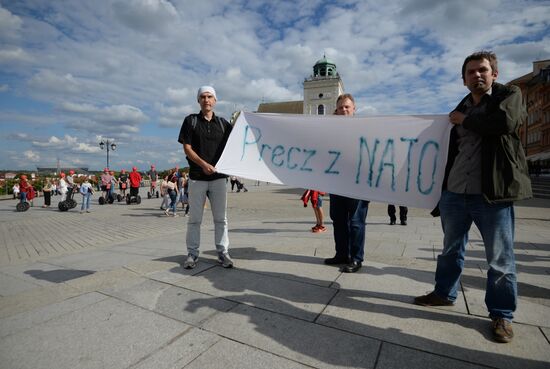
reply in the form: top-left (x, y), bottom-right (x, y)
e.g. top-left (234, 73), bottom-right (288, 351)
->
top-left (183, 255), bottom-right (197, 269)
top-left (217, 252), bottom-right (234, 268)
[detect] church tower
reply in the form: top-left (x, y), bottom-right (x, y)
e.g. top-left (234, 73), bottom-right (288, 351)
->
top-left (303, 55), bottom-right (344, 115)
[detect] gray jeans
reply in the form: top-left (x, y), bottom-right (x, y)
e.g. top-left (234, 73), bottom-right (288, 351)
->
top-left (186, 178), bottom-right (229, 257)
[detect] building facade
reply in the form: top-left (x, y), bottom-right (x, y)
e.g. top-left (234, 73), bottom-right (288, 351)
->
top-left (508, 60), bottom-right (550, 171)
top-left (257, 56), bottom-right (344, 115)
top-left (303, 56), bottom-right (344, 115)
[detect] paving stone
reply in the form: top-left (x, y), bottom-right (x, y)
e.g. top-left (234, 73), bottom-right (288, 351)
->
top-left (462, 282), bottom-right (550, 327)
top-left (335, 260), bottom-right (468, 313)
top-left (0, 292), bottom-right (107, 339)
top-left (102, 278), bottom-right (237, 325)
top-left (317, 292), bottom-right (550, 369)
top-left (132, 327), bottom-right (221, 369)
top-left (227, 247), bottom-right (339, 288)
top-left (401, 241), bottom-right (436, 260)
top-left (0, 271), bottom-right (44, 296)
top-left (0, 297), bottom-right (189, 369)
top-left (0, 283), bottom-right (81, 319)
top-left (174, 267), bottom-right (337, 321)
top-left (375, 342), bottom-right (489, 369)
top-left (541, 327), bottom-right (550, 343)
top-left (184, 337), bottom-right (312, 369)
top-left (203, 303), bottom-right (380, 368)
top-left (44, 249), bottom-right (153, 272)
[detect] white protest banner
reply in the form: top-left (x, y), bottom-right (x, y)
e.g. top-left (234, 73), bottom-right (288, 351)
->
top-left (216, 112), bottom-right (452, 209)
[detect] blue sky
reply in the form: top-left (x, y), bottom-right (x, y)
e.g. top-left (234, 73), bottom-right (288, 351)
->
top-left (1, 0), bottom-right (549, 171)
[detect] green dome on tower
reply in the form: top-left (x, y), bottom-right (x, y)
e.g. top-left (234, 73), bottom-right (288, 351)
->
top-left (313, 54), bottom-right (337, 77)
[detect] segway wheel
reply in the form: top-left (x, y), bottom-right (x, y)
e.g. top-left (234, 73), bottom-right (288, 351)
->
top-left (67, 199), bottom-right (78, 209)
top-left (16, 202), bottom-right (30, 212)
top-left (117, 194), bottom-right (122, 202)
top-left (108, 195), bottom-right (115, 204)
top-left (58, 201), bottom-right (69, 212)
top-left (136, 195), bottom-right (141, 204)
top-left (156, 191), bottom-right (159, 198)
top-left (147, 192), bottom-right (151, 199)
top-left (98, 196), bottom-right (106, 205)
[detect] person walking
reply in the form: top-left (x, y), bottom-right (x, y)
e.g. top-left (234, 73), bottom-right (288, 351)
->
top-left (414, 51), bottom-right (532, 344)
top-left (165, 176), bottom-right (179, 217)
top-left (178, 85), bottom-right (233, 269)
top-left (324, 94), bottom-right (370, 273)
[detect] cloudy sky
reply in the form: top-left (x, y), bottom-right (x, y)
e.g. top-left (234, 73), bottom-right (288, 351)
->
top-left (1, 0), bottom-right (549, 171)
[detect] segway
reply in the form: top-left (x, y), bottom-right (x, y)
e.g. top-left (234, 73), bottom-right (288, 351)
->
top-left (117, 181), bottom-right (127, 202)
top-left (146, 190), bottom-right (159, 199)
top-left (98, 193), bottom-right (115, 205)
top-left (58, 188), bottom-right (78, 212)
top-left (17, 186), bottom-right (35, 212)
top-left (125, 192), bottom-right (141, 205)
top-left (16, 202), bottom-right (30, 212)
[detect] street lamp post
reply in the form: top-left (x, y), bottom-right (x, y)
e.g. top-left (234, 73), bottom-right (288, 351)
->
top-left (99, 139), bottom-right (116, 169)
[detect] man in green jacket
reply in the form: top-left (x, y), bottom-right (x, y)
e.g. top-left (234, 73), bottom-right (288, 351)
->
top-left (414, 51), bottom-right (532, 344)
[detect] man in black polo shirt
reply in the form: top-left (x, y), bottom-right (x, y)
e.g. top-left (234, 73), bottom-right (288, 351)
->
top-left (178, 86), bottom-right (233, 269)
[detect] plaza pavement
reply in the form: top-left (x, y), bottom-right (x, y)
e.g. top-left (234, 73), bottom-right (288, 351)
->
top-left (0, 182), bottom-right (549, 369)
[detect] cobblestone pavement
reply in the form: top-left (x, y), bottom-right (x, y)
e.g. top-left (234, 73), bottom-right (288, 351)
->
top-left (1, 183), bottom-right (549, 369)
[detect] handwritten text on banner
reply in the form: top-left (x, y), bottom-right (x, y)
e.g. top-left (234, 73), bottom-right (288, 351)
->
top-left (216, 112), bottom-right (452, 209)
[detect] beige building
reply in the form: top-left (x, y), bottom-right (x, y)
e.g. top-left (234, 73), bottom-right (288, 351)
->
top-left (508, 59), bottom-right (550, 170)
top-left (257, 56), bottom-right (344, 115)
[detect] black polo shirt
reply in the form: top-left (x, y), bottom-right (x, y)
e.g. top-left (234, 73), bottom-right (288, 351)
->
top-left (178, 112), bottom-right (232, 181)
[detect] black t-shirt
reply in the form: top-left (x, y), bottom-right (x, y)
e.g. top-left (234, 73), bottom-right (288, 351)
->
top-left (178, 112), bottom-right (232, 181)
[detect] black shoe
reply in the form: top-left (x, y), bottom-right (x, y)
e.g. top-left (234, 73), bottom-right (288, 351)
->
top-left (390, 219), bottom-right (396, 225)
top-left (401, 220), bottom-right (407, 226)
top-left (414, 291), bottom-right (454, 306)
top-left (342, 261), bottom-right (362, 273)
top-left (324, 256), bottom-right (349, 265)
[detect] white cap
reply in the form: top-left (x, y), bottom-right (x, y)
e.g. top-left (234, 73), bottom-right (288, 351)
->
top-left (197, 86), bottom-right (217, 102)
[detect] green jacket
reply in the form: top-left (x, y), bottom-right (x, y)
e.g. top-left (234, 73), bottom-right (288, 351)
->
top-left (442, 82), bottom-right (532, 204)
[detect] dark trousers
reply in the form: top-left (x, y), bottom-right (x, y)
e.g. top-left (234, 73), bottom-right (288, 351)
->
top-left (44, 191), bottom-right (51, 206)
top-left (329, 194), bottom-right (369, 263)
top-left (130, 187), bottom-right (139, 197)
top-left (388, 205), bottom-right (408, 222)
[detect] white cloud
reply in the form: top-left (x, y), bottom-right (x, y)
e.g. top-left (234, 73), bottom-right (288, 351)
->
top-left (0, 47), bottom-right (32, 64)
top-left (60, 102), bottom-right (148, 135)
top-left (0, 0), bottom-right (548, 170)
top-left (27, 70), bottom-right (81, 94)
top-left (166, 87), bottom-right (192, 103)
top-left (23, 150), bottom-right (40, 162)
top-left (31, 134), bottom-right (101, 154)
top-left (0, 6), bottom-right (23, 42)
top-left (113, 0), bottom-right (179, 33)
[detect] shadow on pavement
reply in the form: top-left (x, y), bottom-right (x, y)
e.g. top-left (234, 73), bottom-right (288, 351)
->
top-left (24, 269), bottom-right (95, 283)
top-left (180, 266), bottom-right (548, 369)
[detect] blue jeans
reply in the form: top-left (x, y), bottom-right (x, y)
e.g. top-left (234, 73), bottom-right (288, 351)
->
top-left (169, 190), bottom-right (177, 214)
top-left (81, 193), bottom-right (91, 211)
top-left (329, 194), bottom-right (369, 262)
top-left (435, 191), bottom-right (517, 320)
top-left (19, 192), bottom-right (27, 204)
top-left (186, 178), bottom-right (228, 257)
